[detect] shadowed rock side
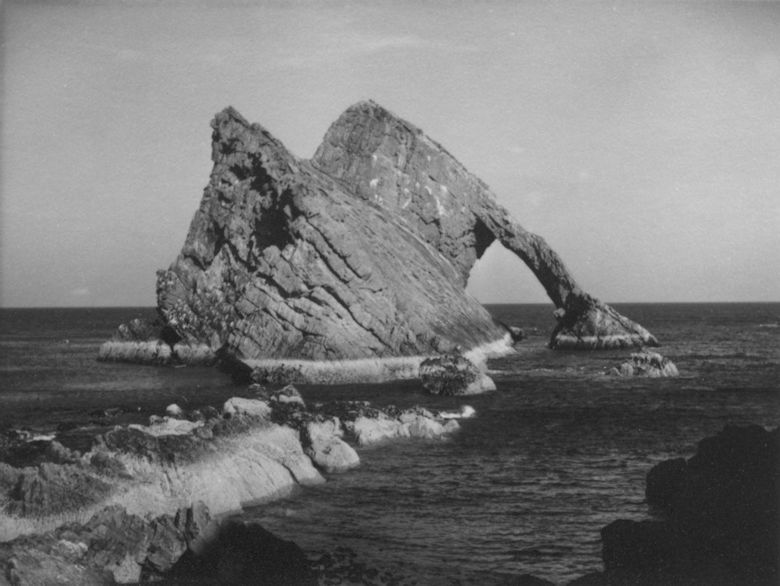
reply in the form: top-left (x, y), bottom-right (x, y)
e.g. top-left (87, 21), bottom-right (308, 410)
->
top-left (157, 107), bottom-right (505, 367)
top-left (565, 424), bottom-right (779, 586)
top-left (156, 101), bottom-right (655, 370)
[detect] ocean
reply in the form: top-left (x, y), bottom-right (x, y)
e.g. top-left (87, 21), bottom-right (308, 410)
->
top-left (1, 303), bottom-right (779, 584)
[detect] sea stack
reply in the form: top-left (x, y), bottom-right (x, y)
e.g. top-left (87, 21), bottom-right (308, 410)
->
top-left (150, 101), bottom-right (655, 378)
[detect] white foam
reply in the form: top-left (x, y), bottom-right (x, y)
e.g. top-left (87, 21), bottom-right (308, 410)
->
top-left (243, 336), bottom-right (514, 384)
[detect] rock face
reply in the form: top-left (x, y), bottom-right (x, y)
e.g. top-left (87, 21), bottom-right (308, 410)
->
top-left (0, 504), bottom-right (210, 584)
top-left (312, 102), bottom-right (656, 351)
top-left (151, 101), bottom-right (655, 374)
top-left (0, 412), bottom-right (323, 544)
top-left (169, 517), bottom-right (316, 585)
top-left (584, 425), bottom-right (779, 586)
top-left (0, 502), bottom-right (317, 586)
top-left (0, 391), bottom-right (466, 545)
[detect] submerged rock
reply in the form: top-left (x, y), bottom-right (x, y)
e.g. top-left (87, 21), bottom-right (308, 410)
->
top-left (165, 403), bottom-right (183, 417)
top-left (125, 101), bottom-right (656, 377)
top-left (507, 326), bottom-right (526, 343)
top-left (342, 405), bottom-right (461, 447)
top-left (610, 351), bottom-right (679, 377)
top-left (419, 354), bottom-right (495, 395)
top-left (270, 384), bottom-right (306, 407)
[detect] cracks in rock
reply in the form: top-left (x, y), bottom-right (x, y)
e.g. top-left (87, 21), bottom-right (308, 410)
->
top-left (328, 287), bottom-right (391, 351)
top-left (302, 218), bottom-right (366, 284)
top-left (311, 284), bottom-right (393, 352)
top-left (239, 279), bottom-right (326, 344)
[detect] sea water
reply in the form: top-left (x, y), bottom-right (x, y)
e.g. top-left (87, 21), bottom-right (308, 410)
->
top-left (1, 303), bottom-right (779, 583)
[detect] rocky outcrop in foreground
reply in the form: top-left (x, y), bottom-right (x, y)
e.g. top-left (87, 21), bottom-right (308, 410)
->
top-left (103, 101), bottom-right (656, 378)
top-left (566, 425), bottom-right (779, 586)
top-left (0, 501), bottom-right (319, 585)
top-left (0, 389), bottom-right (468, 546)
top-left (0, 389), bottom-right (467, 584)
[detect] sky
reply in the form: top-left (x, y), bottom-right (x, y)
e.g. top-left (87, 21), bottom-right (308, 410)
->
top-left (1, 0), bottom-right (779, 307)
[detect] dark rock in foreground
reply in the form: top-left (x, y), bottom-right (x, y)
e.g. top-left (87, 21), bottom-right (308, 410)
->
top-left (103, 101), bottom-right (657, 376)
top-left (571, 424), bottom-right (779, 586)
top-left (0, 503), bottom-right (210, 584)
top-left (0, 389), bottom-right (474, 583)
top-left (0, 502), bottom-right (316, 585)
top-left (170, 516), bottom-right (316, 585)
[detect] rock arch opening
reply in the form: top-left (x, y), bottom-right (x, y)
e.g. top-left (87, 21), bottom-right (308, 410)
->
top-left (466, 239), bottom-right (551, 305)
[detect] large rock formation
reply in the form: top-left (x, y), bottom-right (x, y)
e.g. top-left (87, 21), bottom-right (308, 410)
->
top-left (153, 101), bottom-right (656, 377)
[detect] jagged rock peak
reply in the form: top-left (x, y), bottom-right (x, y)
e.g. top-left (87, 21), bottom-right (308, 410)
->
top-left (149, 101), bottom-right (657, 379)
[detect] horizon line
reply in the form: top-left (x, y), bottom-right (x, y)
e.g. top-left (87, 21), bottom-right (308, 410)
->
top-left (1, 300), bottom-right (779, 310)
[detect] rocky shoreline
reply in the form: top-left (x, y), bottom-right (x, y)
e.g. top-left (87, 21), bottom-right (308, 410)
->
top-left (3, 406), bottom-right (775, 585)
top-left (0, 383), bottom-right (474, 584)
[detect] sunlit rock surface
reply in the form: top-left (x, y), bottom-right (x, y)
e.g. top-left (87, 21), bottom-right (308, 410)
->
top-left (149, 101), bottom-right (656, 374)
top-left (0, 394), bottom-right (468, 544)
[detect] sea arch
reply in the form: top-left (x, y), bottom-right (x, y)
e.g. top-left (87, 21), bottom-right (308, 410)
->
top-left (311, 100), bottom-right (657, 350)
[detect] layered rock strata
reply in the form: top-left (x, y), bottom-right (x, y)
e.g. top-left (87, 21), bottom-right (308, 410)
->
top-left (0, 502), bottom-right (318, 585)
top-left (311, 102), bottom-right (657, 352)
top-left (107, 101), bottom-right (656, 377)
top-left (0, 393), bottom-right (465, 544)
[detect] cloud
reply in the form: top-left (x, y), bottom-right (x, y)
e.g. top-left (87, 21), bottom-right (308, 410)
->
top-left (275, 31), bottom-right (475, 70)
top-left (70, 287), bottom-right (91, 297)
top-left (350, 33), bottom-right (451, 53)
